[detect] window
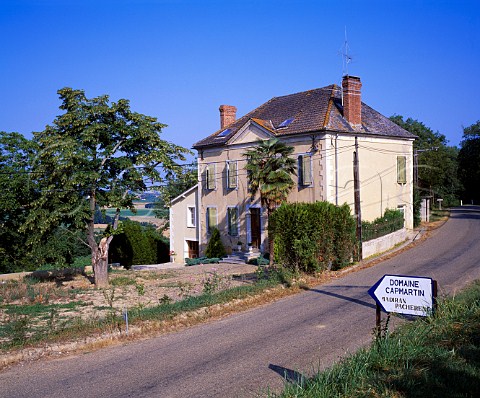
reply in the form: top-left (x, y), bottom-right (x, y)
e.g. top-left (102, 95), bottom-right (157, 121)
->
top-left (298, 154), bottom-right (313, 186)
top-left (278, 117), bottom-right (294, 128)
top-left (206, 207), bottom-right (217, 233)
top-left (205, 163), bottom-right (216, 190)
top-left (397, 156), bottom-right (407, 184)
top-left (216, 128), bottom-right (232, 138)
top-left (227, 207), bottom-right (239, 236)
top-left (187, 206), bottom-right (196, 227)
top-left (226, 161), bottom-right (237, 189)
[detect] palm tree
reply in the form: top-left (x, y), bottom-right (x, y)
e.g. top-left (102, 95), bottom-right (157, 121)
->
top-left (243, 138), bottom-right (297, 265)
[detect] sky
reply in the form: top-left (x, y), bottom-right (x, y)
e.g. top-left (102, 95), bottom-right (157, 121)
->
top-left (1, 0), bottom-right (479, 158)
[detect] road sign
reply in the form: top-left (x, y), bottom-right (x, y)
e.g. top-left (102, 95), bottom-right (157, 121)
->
top-left (368, 274), bottom-right (434, 317)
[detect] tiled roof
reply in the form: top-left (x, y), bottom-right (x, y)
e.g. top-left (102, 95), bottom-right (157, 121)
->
top-left (193, 84), bottom-right (415, 149)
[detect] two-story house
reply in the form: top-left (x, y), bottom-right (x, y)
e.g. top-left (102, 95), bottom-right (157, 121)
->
top-left (170, 75), bottom-right (416, 263)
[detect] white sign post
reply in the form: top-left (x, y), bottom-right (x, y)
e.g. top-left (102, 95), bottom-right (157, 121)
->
top-left (369, 274), bottom-right (437, 334)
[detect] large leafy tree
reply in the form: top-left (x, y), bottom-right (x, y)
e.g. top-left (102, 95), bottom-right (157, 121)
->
top-left (22, 88), bottom-right (189, 287)
top-left (0, 132), bottom-right (39, 272)
top-left (458, 121), bottom-right (480, 203)
top-left (390, 116), bottom-right (461, 207)
top-left (243, 138), bottom-right (296, 265)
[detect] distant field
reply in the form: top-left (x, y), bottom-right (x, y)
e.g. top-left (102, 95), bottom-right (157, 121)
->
top-left (105, 208), bottom-right (155, 217)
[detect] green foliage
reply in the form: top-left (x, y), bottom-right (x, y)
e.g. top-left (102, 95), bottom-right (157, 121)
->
top-left (269, 202), bottom-right (356, 273)
top-left (458, 121), bottom-right (480, 202)
top-left (17, 87), bottom-right (190, 285)
top-left (109, 219), bottom-right (169, 267)
top-left (202, 270), bottom-right (225, 295)
top-left (0, 132), bottom-right (39, 273)
top-left (185, 257), bottom-right (220, 266)
top-left (413, 187), bottom-right (422, 227)
top-left (110, 276), bottom-right (136, 286)
top-left (362, 208), bottom-right (405, 242)
top-left (247, 255), bottom-right (270, 266)
top-left (204, 228), bottom-right (227, 259)
top-left (390, 115), bottom-right (461, 207)
top-left (243, 138), bottom-right (297, 208)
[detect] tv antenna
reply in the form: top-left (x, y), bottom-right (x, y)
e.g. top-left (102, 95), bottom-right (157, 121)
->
top-left (340, 26), bottom-right (352, 76)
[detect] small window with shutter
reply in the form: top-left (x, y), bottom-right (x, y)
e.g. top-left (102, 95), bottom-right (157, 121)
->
top-left (397, 156), bottom-right (407, 184)
top-left (226, 161), bottom-right (237, 189)
top-left (206, 207), bottom-right (217, 234)
top-left (227, 207), bottom-right (239, 236)
top-left (298, 154), bottom-right (313, 186)
top-left (205, 163), bottom-right (216, 190)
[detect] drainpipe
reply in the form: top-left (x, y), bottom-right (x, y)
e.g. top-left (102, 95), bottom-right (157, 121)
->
top-left (335, 134), bottom-right (339, 205)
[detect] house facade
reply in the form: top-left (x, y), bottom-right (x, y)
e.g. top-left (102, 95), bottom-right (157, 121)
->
top-left (169, 184), bottom-right (199, 263)
top-left (170, 75), bottom-right (416, 261)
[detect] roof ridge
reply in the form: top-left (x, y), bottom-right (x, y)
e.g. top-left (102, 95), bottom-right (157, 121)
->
top-left (268, 84), bottom-right (337, 101)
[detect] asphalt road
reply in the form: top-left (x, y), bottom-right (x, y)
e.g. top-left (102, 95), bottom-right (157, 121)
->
top-left (2, 206), bottom-right (480, 398)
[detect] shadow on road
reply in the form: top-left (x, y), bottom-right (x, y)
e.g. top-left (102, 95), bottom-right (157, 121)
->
top-left (450, 206), bottom-right (480, 220)
top-left (306, 287), bottom-right (376, 310)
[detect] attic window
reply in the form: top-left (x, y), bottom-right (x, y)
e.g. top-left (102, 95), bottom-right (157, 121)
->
top-left (278, 118), bottom-right (294, 128)
top-left (215, 128), bottom-right (232, 138)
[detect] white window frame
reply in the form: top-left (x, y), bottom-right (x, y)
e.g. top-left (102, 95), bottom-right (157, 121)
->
top-left (227, 206), bottom-right (239, 236)
top-left (298, 154), bottom-right (313, 186)
top-left (205, 163), bottom-right (216, 190)
top-left (226, 160), bottom-right (238, 189)
top-left (206, 206), bottom-right (218, 234)
top-left (187, 206), bottom-right (196, 228)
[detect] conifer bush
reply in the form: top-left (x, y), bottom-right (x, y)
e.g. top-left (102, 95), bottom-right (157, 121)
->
top-left (204, 228), bottom-right (227, 259)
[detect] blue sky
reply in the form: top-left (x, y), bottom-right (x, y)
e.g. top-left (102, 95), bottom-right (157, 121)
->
top-left (1, 0), bottom-right (479, 155)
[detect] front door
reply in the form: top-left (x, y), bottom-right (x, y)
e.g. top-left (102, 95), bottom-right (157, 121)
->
top-left (250, 208), bottom-right (261, 249)
top-left (186, 240), bottom-right (199, 259)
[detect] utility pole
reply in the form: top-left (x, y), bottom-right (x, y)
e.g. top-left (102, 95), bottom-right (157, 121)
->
top-left (353, 136), bottom-right (362, 261)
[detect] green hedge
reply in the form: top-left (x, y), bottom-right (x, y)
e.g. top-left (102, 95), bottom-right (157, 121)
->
top-left (108, 219), bottom-right (169, 267)
top-left (362, 209), bottom-right (404, 242)
top-left (269, 202), bottom-right (356, 273)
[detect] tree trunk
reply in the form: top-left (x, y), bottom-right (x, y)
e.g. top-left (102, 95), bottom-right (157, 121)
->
top-left (93, 237), bottom-right (109, 288)
top-left (267, 206), bottom-right (274, 267)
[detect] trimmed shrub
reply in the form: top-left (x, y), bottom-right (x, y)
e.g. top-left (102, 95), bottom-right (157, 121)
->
top-left (109, 220), bottom-right (169, 267)
top-left (362, 208), bottom-right (404, 242)
top-left (185, 257), bottom-right (220, 266)
top-left (204, 228), bottom-right (227, 259)
top-left (269, 201), bottom-right (356, 273)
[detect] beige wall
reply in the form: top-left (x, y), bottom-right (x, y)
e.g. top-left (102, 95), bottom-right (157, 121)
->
top-left (197, 123), bottom-right (326, 255)
top-left (324, 134), bottom-right (414, 229)
top-left (195, 123), bottom-right (414, 256)
top-left (169, 186), bottom-right (199, 264)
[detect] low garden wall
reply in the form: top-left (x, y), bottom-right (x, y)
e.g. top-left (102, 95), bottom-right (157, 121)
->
top-left (362, 228), bottom-right (407, 259)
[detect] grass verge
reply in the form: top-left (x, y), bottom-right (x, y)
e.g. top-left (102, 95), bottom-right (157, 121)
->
top-left (273, 280), bottom-right (480, 397)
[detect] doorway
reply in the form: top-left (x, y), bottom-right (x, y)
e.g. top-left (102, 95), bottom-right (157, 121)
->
top-left (186, 240), bottom-right (199, 259)
top-left (250, 208), bottom-right (261, 249)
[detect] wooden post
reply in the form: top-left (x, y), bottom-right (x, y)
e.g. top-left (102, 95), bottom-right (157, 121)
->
top-left (432, 279), bottom-right (438, 314)
top-left (376, 302), bottom-right (381, 337)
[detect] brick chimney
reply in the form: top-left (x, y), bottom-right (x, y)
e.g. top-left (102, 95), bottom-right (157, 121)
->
top-left (219, 105), bottom-right (237, 129)
top-left (342, 75), bottom-right (362, 127)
